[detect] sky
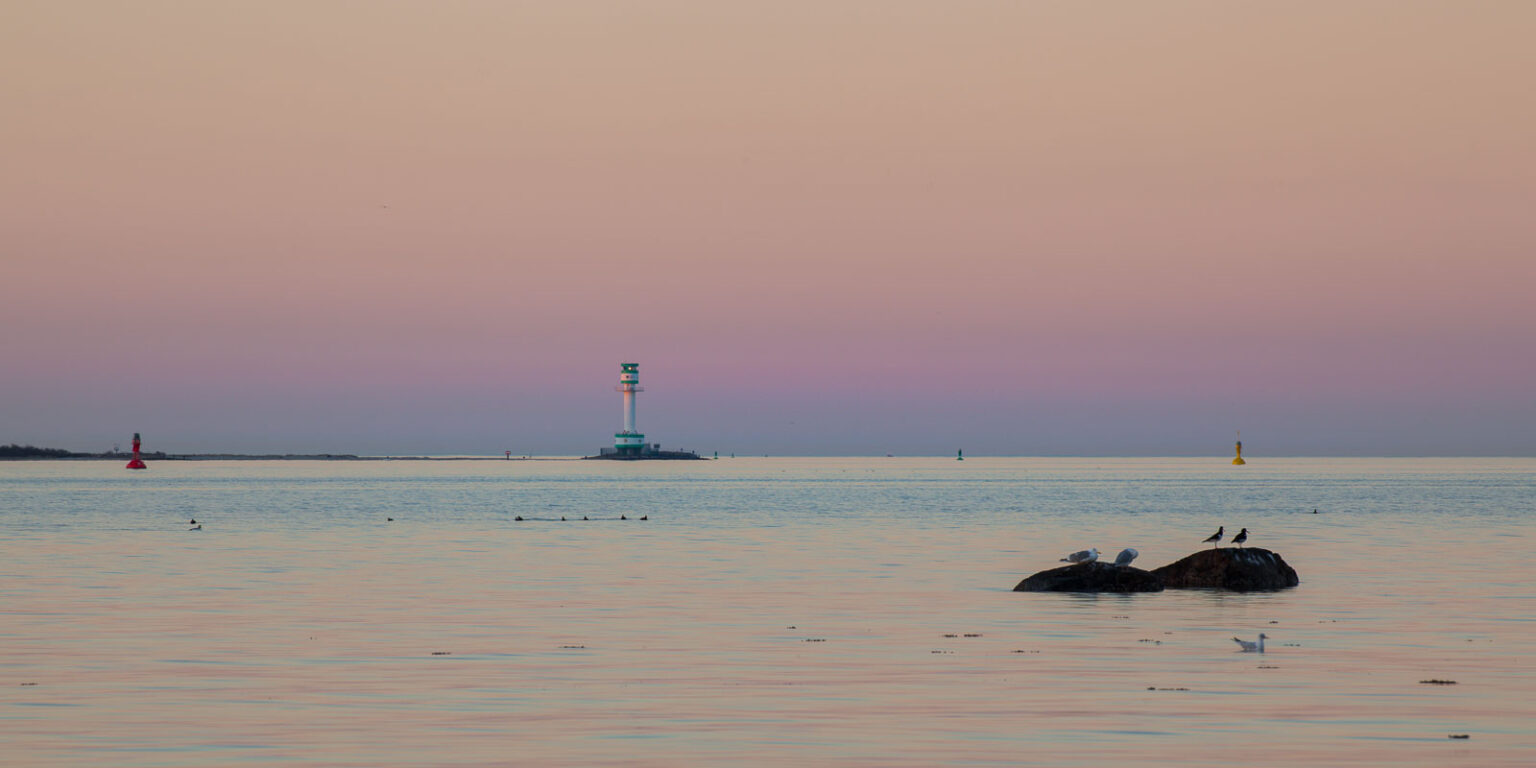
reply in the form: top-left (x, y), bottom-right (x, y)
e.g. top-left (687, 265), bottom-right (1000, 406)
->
top-left (3, 1), bottom-right (1534, 456)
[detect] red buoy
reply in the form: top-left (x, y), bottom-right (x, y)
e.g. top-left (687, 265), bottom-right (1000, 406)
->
top-left (126, 432), bottom-right (147, 469)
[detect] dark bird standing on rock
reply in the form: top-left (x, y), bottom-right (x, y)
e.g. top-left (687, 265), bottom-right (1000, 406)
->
top-left (1203, 526), bottom-right (1224, 548)
top-left (1232, 528), bottom-right (1249, 547)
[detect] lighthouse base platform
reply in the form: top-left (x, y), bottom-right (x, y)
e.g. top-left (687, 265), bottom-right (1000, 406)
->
top-left (584, 446), bottom-right (703, 461)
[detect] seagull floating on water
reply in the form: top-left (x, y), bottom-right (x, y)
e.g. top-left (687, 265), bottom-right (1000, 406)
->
top-left (1060, 547), bottom-right (1100, 564)
top-left (1114, 547), bottom-right (1139, 567)
top-left (1232, 528), bottom-right (1249, 547)
top-left (1203, 526), bottom-right (1224, 548)
top-left (1233, 633), bottom-right (1268, 652)
top-left (189, 524), bottom-right (202, 531)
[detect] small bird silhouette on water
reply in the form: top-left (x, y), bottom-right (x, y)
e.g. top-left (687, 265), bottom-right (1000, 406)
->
top-left (386, 517), bottom-right (393, 521)
top-left (1232, 528), bottom-right (1249, 547)
top-left (1203, 526), bottom-right (1224, 548)
top-left (582, 516), bottom-right (589, 521)
top-left (1114, 547), bottom-right (1139, 567)
top-left (1233, 633), bottom-right (1268, 652)
top-left (640, 515), bottom-right (648, 521)
top-left (514, 516), bottom-right (523, 521)
top-left (620, 514), bottom-right (627, 520)
top-left (189, 518), bottom-right (197, 525)
top-left (561, 516), bottom-right (567, 521)
top-left (189, 524), bottom-right (202, 531)
top-left (1061, 548), bottom-right (1100, 564)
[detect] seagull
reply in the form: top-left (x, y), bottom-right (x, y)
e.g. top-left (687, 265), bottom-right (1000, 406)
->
top-left (1060, 548), bottom-right (1100, 564)
top-left (1232, 528), bottom-right (1249, 547)
top-left (1233, 633), bottom-right (1268, 652)
top-left (1114, 547), bottom-right (1139, 567)
top-left (1203, 526), bottom-right (1224, 548)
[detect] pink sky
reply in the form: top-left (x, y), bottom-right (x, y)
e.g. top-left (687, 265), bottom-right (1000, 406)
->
top-left (3, 1), bottom-right (1533, 455)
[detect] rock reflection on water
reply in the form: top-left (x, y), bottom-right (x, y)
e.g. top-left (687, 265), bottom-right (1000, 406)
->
top-left (0, 458), bottom-right (1531, 766)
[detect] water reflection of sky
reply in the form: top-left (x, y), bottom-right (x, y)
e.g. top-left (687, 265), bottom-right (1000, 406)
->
top-left (1, 458), bottom-right (1531, 765)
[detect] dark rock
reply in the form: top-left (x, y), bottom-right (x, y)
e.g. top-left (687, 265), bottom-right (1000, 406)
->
top-left (1013, 561), bottom-right (1165, 593)
top-left (1151, 547), bottom-right (1298, 591)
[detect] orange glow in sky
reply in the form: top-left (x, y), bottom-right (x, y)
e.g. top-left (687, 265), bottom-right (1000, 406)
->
top-left (3, 2), bottom-right (1533, 455)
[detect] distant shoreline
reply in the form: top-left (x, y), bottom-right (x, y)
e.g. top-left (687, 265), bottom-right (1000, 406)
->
top-left (0, 448), bottom-right (574, 462)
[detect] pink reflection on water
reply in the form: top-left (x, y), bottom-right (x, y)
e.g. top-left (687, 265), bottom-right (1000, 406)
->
top-left (0, 458), bottom-right (1532, 766)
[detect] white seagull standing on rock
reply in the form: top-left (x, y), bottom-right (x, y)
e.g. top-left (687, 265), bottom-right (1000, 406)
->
top-left (1060, 548), bottom-right (1100, 564)
top-left (1114, 548), bottom-right (1139, 567)
top-left (1233, 633), bottom-right (1268, 652)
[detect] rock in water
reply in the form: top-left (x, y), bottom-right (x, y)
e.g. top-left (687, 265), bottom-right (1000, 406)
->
top-left (1013, 561), bottom-right (1165, 593)
top-left (1150, 547), bottom-right (1299, 591)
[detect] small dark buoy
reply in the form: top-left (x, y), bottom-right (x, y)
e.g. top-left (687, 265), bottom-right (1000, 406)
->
top-left (514, 516), bottom-right (523, 521)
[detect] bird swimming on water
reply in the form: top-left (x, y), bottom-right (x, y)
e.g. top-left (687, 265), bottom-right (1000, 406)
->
top-left (1060, 547), bottom-right (1100, 564)
top-left (1203, 526), bottom-right (1224, 548)
top-left (189, 524), bottom-right (201, 531)
top-left (1114, 547), bottom-right (1139, 567)
top-left (1231, 528), bottom-right (1249, 547)
top-left (1233, 633), bottom-right (1268, 652)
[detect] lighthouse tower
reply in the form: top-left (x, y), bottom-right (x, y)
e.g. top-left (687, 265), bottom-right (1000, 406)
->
top-left (614, 363), bottom-right (646, 456)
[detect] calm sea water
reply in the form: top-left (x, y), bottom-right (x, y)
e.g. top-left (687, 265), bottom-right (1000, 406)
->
top-left (1, 457), bottom-right (1532, 766)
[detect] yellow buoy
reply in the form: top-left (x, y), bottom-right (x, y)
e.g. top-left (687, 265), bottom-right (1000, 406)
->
top-left (1232, 431), bottom-right (1246, 465)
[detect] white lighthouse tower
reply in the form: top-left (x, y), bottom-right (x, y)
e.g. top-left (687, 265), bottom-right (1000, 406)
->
top-left (615, 362), bottom-right (646, 455)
